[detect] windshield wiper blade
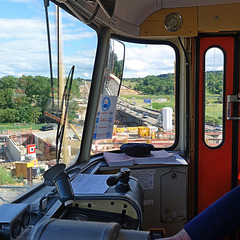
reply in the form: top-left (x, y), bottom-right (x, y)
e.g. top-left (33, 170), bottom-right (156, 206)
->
top-left (56, 65), bottom-right (75, 164)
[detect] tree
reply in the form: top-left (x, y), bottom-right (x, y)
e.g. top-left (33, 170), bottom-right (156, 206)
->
top-left (27, 106), bottom-right (42, 123)
top-left (205, 71), bottom-right (223, 94)
top-left (0, 109), bottom-right (19, 123)
top-left (132, 74), bottom-right (175, 95)
top-left (19, 75), bottom-right (51, 115)
top-left (0, 76), bottom-right (17, 109)
top-left (0, 75), bottom-right (51, 124)
top-left (0, 76), bottom-right (17, 89)
top-left (71, 78), bottom-right (83, 98)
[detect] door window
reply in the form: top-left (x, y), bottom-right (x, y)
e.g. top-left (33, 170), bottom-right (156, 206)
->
top-left (204, 47), bottom-right (224, 147)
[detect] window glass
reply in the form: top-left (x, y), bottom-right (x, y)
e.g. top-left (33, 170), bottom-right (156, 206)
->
top-left (0, 1), bottom-right (97, 205)
top-left (92, 42), bottom-right (177, 154)
top-left (204, 47), bottom-right (224, 147)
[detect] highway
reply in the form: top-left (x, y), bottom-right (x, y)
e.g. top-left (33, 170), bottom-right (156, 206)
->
top-left (117, 100), bottom-right (161, 127)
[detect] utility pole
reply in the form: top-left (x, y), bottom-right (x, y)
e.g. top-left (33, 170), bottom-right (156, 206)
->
top-left (56, 5), bottom-right (68, 165)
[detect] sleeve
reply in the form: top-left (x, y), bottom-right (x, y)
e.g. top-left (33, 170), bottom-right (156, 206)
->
top-left (183, 186), bottom-right (240, 240)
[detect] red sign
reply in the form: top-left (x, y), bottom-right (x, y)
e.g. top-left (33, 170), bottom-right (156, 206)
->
top-left (27, 144), bottom-right (36, 154)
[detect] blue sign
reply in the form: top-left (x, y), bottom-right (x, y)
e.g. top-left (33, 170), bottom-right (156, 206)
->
top-left (144, 99), bottom-right (151, 103)
top-left (101, 97), bottom-right (111, 111)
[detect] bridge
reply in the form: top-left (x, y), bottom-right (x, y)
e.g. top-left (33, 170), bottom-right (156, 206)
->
top-left (116, 108), bottom-right (160, 127)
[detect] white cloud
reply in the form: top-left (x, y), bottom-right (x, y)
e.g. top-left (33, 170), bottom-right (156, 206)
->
top-left (123, 44), bottom-right (175, 78)
top-left (205, 47), bottom-right (224, 71)
top-left (0, 19), bottom-right (46, 40)
top-left (0, 14), bottom-right (97, 79)
top-left (0, 17), bottom-right (50, 76)
top-left (63, 31), bottom-right (96, 41)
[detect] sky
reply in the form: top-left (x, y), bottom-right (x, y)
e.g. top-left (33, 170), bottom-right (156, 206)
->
top-left (0, 0), bottom-right (177, 79)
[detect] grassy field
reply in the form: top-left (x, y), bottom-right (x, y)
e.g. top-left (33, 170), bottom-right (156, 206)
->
top-left (150, 101), bottom-right (174, 110)
top-left (205, 104), bottom-right (222, 118)
top-left (0, 123), bottom-right (48, 132)
top-left (122, 80), bottom-right (138, 88)
top-left (205, 93), bottom-right (223, 119)
top-left (120, 94), bottom-right (175, 110)
top-left (120, 90), bottom-right (222, 125)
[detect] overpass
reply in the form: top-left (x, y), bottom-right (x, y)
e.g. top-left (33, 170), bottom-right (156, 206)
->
top-left (116, 109), bottom-right (159, 127)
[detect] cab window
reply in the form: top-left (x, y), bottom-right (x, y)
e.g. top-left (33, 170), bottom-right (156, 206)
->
top-left (92, 41), bottom-right (178, 154)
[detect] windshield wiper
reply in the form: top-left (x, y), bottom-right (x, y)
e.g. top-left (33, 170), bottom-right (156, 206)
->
top-left (56, 66), bottom-right (75, 164)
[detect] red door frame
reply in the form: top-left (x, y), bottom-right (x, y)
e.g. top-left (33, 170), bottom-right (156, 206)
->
top-left (196, 36), bottom-right (236, 213)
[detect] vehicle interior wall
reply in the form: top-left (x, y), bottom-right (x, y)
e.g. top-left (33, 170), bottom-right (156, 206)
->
top-left (139, 3), bottom-right (240, 38)
top-left (189, 38), bottom-right (197, 219)
top-left (172, 38), bottom-right (190, 154)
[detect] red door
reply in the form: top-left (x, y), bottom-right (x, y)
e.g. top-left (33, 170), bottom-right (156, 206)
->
top-left (196, 36), bottom-right (239, 214)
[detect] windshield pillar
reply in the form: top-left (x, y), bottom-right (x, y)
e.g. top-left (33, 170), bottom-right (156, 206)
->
top-left (77, 27), bottom-right (111, 163)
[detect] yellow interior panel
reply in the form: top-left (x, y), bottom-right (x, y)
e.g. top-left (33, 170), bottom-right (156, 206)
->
top-left (140, 7), bottom-right (198, 37)
top-left (198, 3), bottom-right (240, 32)
top-left (140, 3), bottom-right (240, 37)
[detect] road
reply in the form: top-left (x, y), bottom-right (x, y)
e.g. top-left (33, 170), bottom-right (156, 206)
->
top-left (33, 126), bottom-right (83, 142)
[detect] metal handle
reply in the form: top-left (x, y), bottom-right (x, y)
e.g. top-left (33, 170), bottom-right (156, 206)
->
top-left (227, 95), bottom-right (240, 120)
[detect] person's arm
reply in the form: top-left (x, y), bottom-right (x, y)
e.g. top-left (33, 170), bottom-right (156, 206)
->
top-left (160, 185), bottom-right (240, 240)
top-left (161, 229), bottom-right (191, 240)
top-left (184, 185), bottom-right (240, 240)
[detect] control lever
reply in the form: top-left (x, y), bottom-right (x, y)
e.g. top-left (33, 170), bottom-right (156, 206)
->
top-left (43, 164), bottom-right (79, 207)
top-left (106, 168), bottom-right (130, 192)
top-left (53, 171), bottom-right (74, 206)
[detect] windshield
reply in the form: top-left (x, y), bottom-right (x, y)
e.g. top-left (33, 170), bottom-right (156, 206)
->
top-left (92, 41), bottom-right (177, 154)
top-left (0, 0), bottom-right (97, 205)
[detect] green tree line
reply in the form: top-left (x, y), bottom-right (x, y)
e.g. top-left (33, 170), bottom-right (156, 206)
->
top-left (0, 75), bottom-right (83, 124)
top-left (205, 71), bottom-right (223, 95)
top-left (125, 73), bottom-right (174, 95)
top-left (124, 71), bottom-right (223, 97)
top-left (0, 71), bottom-right (222, 124)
